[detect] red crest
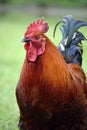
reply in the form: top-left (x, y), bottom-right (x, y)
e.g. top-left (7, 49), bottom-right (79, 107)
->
top-left (24, 18), bottom-right (49, 37)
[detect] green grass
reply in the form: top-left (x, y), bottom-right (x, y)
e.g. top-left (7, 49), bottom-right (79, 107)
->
top-left (0, 12), bottom-right (87, 130)
top-left (0, 13), bottom-right (25, 130)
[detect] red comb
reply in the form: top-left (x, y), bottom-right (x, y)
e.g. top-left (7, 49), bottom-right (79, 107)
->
top-left (24, 18), bottom-right (49, 37)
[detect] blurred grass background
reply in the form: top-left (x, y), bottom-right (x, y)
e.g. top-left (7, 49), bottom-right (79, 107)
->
top-left (0, 0), bottom-right (87, 130)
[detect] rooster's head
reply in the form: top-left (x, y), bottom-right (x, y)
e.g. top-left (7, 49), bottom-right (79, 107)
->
top-left (22, 18), bottom-right (49, 62)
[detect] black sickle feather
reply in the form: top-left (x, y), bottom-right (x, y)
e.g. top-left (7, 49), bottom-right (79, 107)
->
top-left (53, 15), bottom-right (87, 66)
top-left (53, 15), bottom-right (87, 46)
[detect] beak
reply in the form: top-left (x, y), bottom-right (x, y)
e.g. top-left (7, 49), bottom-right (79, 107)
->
top-left (22, 37), bottom-right (30, 42)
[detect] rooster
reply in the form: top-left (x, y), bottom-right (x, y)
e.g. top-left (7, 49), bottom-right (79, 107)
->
top-left (16, 17), bottom-right (87, 130)
top-left (53, 15), bottom-right (87, 66)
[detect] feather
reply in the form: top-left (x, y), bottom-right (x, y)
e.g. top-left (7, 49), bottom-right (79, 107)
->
top-left (53, 15), bottom-right (87, 66)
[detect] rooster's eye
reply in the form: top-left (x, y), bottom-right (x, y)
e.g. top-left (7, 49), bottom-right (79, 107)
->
top-left (33, 35), bottom-right (40, 40)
